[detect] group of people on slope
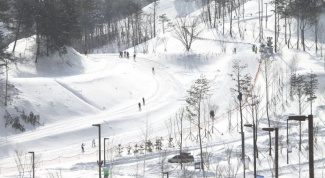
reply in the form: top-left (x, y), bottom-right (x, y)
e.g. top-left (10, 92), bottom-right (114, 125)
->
top-left (119, 51), bottom-right (136, 60)
top-left (138, 97), bottom-right (145, 111)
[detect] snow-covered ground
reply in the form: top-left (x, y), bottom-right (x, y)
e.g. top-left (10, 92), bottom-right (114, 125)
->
top-left (1, 0), bottom-right (325, 177)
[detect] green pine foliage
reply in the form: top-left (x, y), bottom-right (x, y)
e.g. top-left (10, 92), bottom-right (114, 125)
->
top-left (0, 31), bottom-right (10, 61)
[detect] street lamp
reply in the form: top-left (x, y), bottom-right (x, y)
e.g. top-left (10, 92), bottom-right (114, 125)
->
top-left (162, 171), bottom-right (169, 178)
top-left (262, 127), bottom-right (278, 178)
top-left (92, 124), bottom-right (103, 178)
top-left (244, 124), bottom-right (256, 178)
top-left (288, 115), bottom-right (314, 178)
top-left (28, 151), bottom-right (35, 178)
top-left (104, 137), bottom-right (109, 166)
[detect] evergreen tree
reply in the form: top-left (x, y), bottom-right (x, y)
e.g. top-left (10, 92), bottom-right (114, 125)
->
top-left (290, 73), bottom-right (305, 151)
top-left (186, 74), bottom-right (211, 175)
top-left (0, 31), bottom-right (10, 61)
top-left (0, 0), bottom-right (10, 23)
top-left (228, 59), bottom-right (251, 162)
top-left (304, 72), bottom-right (318, 114)
top-left (10, 0), bottom-right (35, 53)
top-left (37, 0), bottom-right (81, 55)
top-left (286, 0), bottom-right (322, 51)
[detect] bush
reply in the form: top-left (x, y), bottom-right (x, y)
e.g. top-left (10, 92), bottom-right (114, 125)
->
top-left (21, 111), bottom-right (40, 126)
top-left (11, 117), bottom-right (25, 132)
top-left (4, 110), bottom-right (40, 132)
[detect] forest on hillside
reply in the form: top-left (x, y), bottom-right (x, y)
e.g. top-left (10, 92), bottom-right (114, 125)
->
top-left (0, 0), bottom-right (324, 61)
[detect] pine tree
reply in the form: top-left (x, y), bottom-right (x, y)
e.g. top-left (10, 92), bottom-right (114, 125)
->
top-left (186, 74), bottom-right (211, 175)
top-left (0, 0), bottom-right (10, 23)
top-left (304, 72), bottom-right (318, 114)
top-left (228, 59), bottom-right (251, 161)
top-left (0, 31), bottom-right (10, 62)
top-left (290, 73), bottom-right (305, 151)
top-left (10, 0), bottom-right (35, 53)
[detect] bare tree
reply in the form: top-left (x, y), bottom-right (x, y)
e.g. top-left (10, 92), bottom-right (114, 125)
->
top-left (172, 15), bottom-right (202, 51)
top-left (47, 170), bottom-right (63, 178)
top-left (14, 148), bottom-right (28, 178)
top-left (14, 148), bottom-right (41, 178)
top-left (158, 149), bottom-right (169, 177)
top-left (141, 117), bottom-right (153, 177)
top-left (174, 107), bottom-right (186, 169)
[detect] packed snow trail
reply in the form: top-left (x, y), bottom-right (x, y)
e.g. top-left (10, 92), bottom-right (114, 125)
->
top-left (0, 54), bottom-right (185, 161)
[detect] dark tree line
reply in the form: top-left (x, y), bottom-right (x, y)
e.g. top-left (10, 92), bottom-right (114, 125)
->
top-left (0, 0), bottom-right (158, 59)
top-left (277, 0), bottom-right (324, 52)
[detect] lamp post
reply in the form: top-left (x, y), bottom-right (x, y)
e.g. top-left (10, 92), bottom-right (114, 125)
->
top-left (28, 151), bottom-right (35, 178)
top-left (288, 115), bottom-right (314, 178)
top-left (104, 137), bottom-right (109, 166)
top-left (244, 124), bottom-right (256, 178)
top-left (162, 171), bottom-right (169, 178)
top-left (262, 127), bottom-right (278, 178)
top-left (93, 124), bottom-right (103, 178)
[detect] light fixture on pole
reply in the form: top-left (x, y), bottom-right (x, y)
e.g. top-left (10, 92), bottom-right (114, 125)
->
top-left (93, 124), bottom-right (103, 178)
top-left (262, 127), bottom-right (278, 178)
top-left (244, 124), bottom-right (256, 178)
top-left (162, 171), bottom-right (169, 178)
top-left (28, 151), bottom-right (35, 178)
top-left (288, 115), bottom-right (314, 178)
top-left (104, 137), bottom-right (109, 166)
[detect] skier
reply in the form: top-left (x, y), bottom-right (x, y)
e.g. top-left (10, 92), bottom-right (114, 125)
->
top-left (152, 67), bottom-right (155, 75)
top-left (81, 143), bottom-right (85, 153)
top-left (119, 51), bottom-right (123, 58)
top-left (210, 110), bottom-right (215, 120)
top-left (133, 53), bottom-right (136, 60)
top-left (142, 97), bottom-right (145, 106)
top-left (127, 51), bottom-right (129, 58)
top-left (92, 139), bottom-right (96, 147)
top-left (138, 102), bottom-right (141, 111)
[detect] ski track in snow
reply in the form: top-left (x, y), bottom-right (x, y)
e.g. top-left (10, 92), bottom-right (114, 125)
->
top-left (0, 55), bottom-right (185, 161)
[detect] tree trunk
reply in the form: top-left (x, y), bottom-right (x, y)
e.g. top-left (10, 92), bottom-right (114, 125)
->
top-left (315, 20), bottom-right (318, 53)
top-left (12, 21), bottom-right (21, 53)
top-left (264, 58), bottom-right (271, 156)
top-left (4, 60), bottom-right (8, 106)
top-left (198, 94), bottom-right (205, 175)
top-left (207, 0), bottom-right (212, 27)
top-left (230, 1), bottom-right (233, 37)
top-left (297, 18), bottom-right (299, 50)
top-left (301, 28), bottom-right (305, 51)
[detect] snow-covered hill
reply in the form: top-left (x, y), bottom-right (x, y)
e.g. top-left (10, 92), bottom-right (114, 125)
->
top-left (1, 0), bottom-right (325, 177)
